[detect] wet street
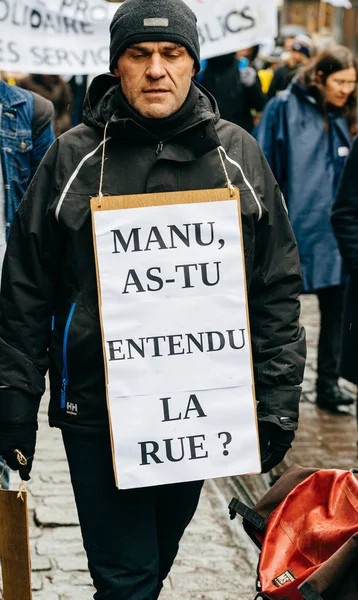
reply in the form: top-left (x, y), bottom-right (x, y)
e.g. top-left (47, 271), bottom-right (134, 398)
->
top-left (1, 295), bottom-right (357, 599)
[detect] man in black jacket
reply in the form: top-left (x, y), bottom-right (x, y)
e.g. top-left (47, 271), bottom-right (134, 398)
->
top-left (0, 1), bottom-right (306, 598)
top-left (0, 80), bottom-right (54, 490)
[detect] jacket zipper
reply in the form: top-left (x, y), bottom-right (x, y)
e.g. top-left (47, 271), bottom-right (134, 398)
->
top-left (154, 114), bottom-right (213, 156)
top-left (156, 141), bottom-right (164, 154)
top-left (61, 302), bottom-right (76, 409)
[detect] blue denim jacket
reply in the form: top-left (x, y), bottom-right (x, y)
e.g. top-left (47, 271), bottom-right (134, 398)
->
top-left (0, 80), bottom-right (55, 239)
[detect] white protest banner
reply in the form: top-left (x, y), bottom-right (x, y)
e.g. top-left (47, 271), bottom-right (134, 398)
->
top-left (323, 0), bottom-right (352, 7)
top-left (185, 0), bottom-right (277, 59)
top-left (0, 0), bottom-right (117, 75)
top-left (91, 190), bottom-right (260, 490)
top-left (0, 0), bottom-right (277, 75)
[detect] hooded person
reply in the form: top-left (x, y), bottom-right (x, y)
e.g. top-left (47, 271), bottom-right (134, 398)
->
top-left (0, 0), bottom-right (305, 598)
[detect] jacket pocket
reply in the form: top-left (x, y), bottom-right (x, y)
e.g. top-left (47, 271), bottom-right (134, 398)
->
top-left (61, 302), bottom-right (76, 409)
top-left (12, 136), bottom-right (33, 184)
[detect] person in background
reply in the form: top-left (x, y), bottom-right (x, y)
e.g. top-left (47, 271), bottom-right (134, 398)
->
top-left (0, 0), bottom-right (305, 596)
top-left (267, 36), bottom-right (313, 100)
top-left (332, 136), bottom-right (358, 422)
top-left (199, 50), bottom-right (266, 133)
top-left (0, 77), bottom-right (54, 488)
top-left (256, 46), bottom-right (358, 411)
top-left (236, 44), bottom-right (261, 70)
top-left (64, 75), bottom-right (88, 127)
top-left (19, 74), bottom-right (72, 137)
top-left (281, 34), bottom-right (296, 61)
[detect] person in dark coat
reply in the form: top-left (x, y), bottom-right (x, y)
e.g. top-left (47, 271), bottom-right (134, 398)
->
top-left (332, 136), bottom-right (358, 400)
top-left (0, 79), bottom-right (54, 490)
top-left (199, 51), bottom-right (266, 133)
top-left (0, 0), bottom-right (305, 597)
top-left (256, 46), bottom-right (358, 411)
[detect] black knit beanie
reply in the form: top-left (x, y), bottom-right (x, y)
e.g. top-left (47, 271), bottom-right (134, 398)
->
top-left (109, 0), bottom-right (200, 74)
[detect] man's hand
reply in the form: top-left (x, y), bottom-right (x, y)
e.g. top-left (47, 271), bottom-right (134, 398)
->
top-left (259, 421), bottom-right (295, 473)
top-left (0, 423), bottom-right (37, 481)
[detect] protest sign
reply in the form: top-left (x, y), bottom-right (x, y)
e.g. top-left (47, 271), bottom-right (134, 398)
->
top-left (91, 189), bottom-right (260, 490)
top-left (0, 488), bottom-right (32, 600)
top-left (186, 0), bottom-right (277, 60)
top-left (0, 0), bottom-right (277, 74)
top-left (0, 0), bottom-right (117, 75)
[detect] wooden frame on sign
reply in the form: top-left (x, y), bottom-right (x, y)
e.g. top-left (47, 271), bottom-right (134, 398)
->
top-left (90, 188), bottom-right (259, 486)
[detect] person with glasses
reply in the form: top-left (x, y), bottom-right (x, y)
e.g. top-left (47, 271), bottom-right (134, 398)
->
top-left (256, 46), bottom-right (358, 411)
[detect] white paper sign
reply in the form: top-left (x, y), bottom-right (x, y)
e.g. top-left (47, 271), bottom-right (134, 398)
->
top-left (0, 0), bottom-right (277, 74)
top-left (0, 0), bottom-right (118, 75)
top-left (323, 0), bottom-right (351, 7)
top-left (185, 0), bottom-right (278, 59)
top-left (93, 198), bottom-right (260, 489)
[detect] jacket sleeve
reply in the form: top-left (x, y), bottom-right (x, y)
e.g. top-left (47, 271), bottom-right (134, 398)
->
top-left (332, 136), bottom-right (358, 280)
top-left (254, 95), bottom-right (288, 199)
top-left (249, 148), bottom-right (306, 431)
top-left (30, 93), bottom-right (55, 178)
top-left (0, 140), bottom-right (63, 424)
top-left (30, 122), bottom-right (55, 178)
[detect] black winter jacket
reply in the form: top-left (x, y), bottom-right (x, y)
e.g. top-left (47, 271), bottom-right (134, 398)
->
top-left (332, 136), bottom-right (358, 385)
top-left (0, 75), bottom-right (305, 435)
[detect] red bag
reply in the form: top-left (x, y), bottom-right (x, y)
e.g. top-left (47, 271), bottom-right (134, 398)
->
top-left (229, 465), bottom-right (358, 600)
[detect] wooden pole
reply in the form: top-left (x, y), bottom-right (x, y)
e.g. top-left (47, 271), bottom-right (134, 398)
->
top-left (318, 0), bottom-right (327, 33)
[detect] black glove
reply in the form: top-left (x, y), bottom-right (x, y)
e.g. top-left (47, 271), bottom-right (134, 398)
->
top-left (0, 423), bottom-right (37, 481)
top-left (259, 421), bottom-right (295, 474)
top-left (0, 387), bottom-right (40, 481)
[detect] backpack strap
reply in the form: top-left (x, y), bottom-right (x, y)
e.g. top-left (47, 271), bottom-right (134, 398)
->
top-left (30, 91), bottom-right (54, 140)
top-left (228, 497), bottom-right (266, 532)
top-left (299, 583), bottom-right (324, 600)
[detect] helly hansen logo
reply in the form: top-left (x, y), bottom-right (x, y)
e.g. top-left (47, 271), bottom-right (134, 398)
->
top-left (66, 402), bottom-right (78, 416)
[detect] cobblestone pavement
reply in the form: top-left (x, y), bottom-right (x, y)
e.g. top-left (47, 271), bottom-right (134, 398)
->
top-left (1, 295), bottom-right (357, 599)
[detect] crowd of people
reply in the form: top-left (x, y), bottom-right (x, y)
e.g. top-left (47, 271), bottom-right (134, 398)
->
top-left (0, 1), bottom-right (357, 597)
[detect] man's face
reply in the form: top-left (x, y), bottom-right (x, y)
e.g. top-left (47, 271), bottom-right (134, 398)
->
top-left (114, 41), bottom-right (195, 119)
top-left (236, 47), bottom-right (254, 61)
top-left (291, 50), bottom-right (308, 65)
top-left (284, 36), bottom-right (295, 51)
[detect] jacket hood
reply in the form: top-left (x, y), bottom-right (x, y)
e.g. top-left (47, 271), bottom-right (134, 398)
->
top-left (83, 73), bottom-right (220, 133)
top-left (290, 78), bottom-right (318, 104)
